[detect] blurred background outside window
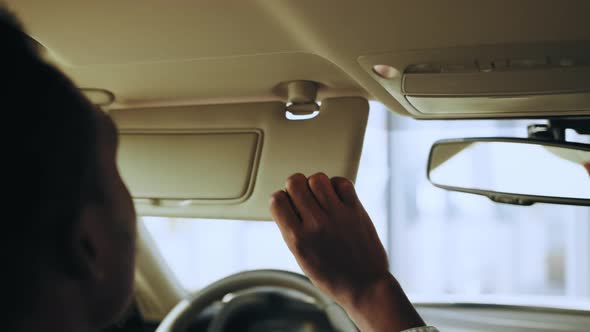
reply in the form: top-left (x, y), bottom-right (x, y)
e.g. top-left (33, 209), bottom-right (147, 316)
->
top-left (142, 102), bottom-right (590, 309)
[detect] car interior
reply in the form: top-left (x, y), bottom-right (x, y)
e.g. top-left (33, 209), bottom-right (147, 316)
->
top-left (7, 1), bottom-right (590, 331)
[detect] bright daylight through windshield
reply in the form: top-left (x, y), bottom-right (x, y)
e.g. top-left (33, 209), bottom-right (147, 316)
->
top-left (143, 102), bottom-right (590, 310)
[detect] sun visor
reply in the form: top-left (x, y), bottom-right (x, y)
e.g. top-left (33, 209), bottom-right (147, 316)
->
top-left (111, 97), bottom-right (369, 220)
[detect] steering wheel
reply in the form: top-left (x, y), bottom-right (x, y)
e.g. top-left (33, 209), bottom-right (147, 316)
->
top-left (155, 270), bottom-right (358, 332)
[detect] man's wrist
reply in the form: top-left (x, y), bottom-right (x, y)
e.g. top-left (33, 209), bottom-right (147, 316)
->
top-left (339, 273), bottom-right (426, 332)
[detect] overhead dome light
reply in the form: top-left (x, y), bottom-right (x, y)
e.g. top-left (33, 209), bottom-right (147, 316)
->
top-left (80, 88), bottom-right (115, 107)
top-left (372, 64), bottom-right (399, 79)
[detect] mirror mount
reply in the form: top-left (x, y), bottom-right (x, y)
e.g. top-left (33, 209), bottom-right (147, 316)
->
top-left (528, 117), bottom-right (590, 142)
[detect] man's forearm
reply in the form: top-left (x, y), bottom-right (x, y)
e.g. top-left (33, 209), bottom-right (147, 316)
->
top-left (341, 274), bottom-right (426, 332)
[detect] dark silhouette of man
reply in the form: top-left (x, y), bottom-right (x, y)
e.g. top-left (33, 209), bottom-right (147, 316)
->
top-left (2, 8), bottom-right (433, 332)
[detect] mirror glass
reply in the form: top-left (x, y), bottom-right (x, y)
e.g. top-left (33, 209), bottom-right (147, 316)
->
top-left (429, 140), bottom-right (590, 200)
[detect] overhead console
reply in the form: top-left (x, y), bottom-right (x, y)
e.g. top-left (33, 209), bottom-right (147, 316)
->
top-left (359, 42), bottom-right (590, 118)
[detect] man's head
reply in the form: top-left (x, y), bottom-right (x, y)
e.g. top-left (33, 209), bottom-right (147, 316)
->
top-left (1, 7), bottom-right (137, 330)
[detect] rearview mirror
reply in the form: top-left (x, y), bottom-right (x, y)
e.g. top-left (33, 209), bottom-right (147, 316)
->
top-left (428, 138), bottom-right (590, 206)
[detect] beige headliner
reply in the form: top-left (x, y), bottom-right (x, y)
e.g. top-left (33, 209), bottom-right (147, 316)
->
top-left (6, 0), bottom-right (590, 117)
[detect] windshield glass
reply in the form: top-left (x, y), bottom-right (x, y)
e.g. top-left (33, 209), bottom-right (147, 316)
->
top-left (142, 102), bottom-right (590, 310)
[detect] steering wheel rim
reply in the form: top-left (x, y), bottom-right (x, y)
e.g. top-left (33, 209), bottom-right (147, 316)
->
top-left (155, 269), bottom-right (358, 332)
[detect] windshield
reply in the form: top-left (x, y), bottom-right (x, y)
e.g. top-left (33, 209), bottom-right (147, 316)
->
top-left (142, 102), bottom-right (590, 310)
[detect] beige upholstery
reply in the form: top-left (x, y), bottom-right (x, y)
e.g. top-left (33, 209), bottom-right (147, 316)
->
top-left (7, 0), bottom-right (590, 118)
top-left (112, 97), bottom-right (369, 220)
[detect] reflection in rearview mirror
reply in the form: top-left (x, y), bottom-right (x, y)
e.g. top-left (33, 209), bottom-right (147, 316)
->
top-left (428, 139), bottom-right (590, 205)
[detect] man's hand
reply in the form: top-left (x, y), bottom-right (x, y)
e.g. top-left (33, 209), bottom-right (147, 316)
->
top-left (270, 173), bottom-right (388, 306)
top-left (270, 173), bottom-right (426, 332)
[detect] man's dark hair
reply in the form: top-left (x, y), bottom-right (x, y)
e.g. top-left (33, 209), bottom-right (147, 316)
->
top-left (1, 6), bottom-right (99, 321)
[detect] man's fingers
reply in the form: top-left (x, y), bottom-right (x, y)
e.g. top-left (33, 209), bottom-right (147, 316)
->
top-left (331, 177), bottom-right (360, 206)
top-left (308, 172), bottom-right (341, 211)
top-left (270, 190), bottom-right (301, 234)
top-left (285, 173), bottom-right (323, 221)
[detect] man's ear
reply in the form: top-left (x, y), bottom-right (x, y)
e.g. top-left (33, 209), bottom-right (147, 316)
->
top-left (66, 204), bottom-right (106, 281)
